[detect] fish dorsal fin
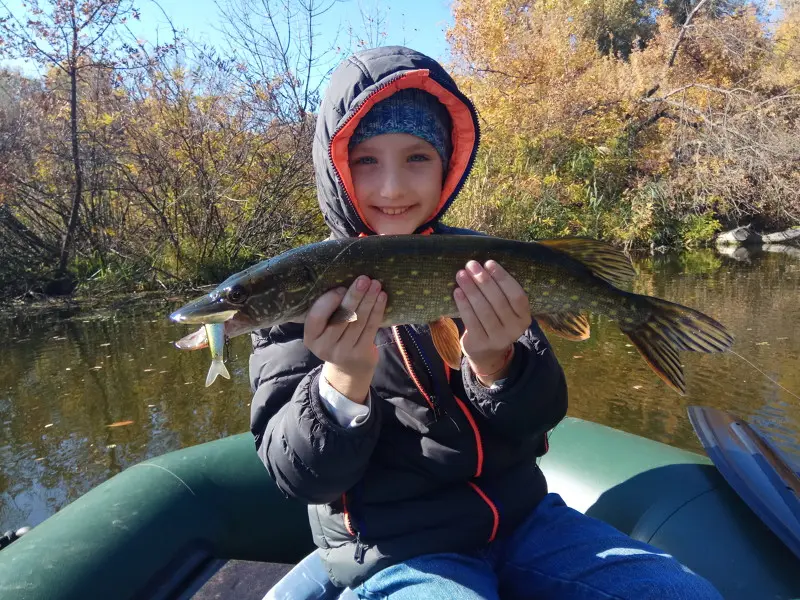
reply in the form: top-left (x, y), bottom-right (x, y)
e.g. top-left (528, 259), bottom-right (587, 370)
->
top-left (536, 238), bottom-right (636, 288)
top-left (429, 317), bottom-right (462, 370)
top-left (534, 312), bottom-right (591, 341)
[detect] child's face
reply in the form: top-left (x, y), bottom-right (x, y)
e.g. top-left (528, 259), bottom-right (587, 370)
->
top-left (348, 133), bottom-right (444, 235)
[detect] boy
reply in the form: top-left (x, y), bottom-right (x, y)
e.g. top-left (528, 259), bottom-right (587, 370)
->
top-left (250, 46), bottom-right (722, 599)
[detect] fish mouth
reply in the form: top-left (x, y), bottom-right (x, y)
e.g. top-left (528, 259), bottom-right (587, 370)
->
top-left (169, 294), bottom-right (239, 325)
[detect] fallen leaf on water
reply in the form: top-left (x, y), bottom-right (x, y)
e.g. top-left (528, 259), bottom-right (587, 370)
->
top-left (100, 343), bottom-right (111, 347)
top-left (625, 344), bottom-right (632, 347)
top-left (34, 457), bottom-right (44, 462)
top-left (65, 367), bottom-right (71, 371)
top-left (107, 420), bottom-right (134, 428)
top-left (573, 355), bottom-right (583, 359)
top-left (107, 444), bottom-right (117, 449)
top-left (91, 366), bottom-right (103, 370)
top-left (184, 382), bottom-right (193, 385)
top-left (633, 385), bottom-right (643, 390)
top-left (755, 342), bottom-right (769, 346)
top-left (44, 423), bottom-right (53, 428)
top-left (159, 370), bottom-right (168, 374)
top-left (147, 404), bottom-right (156, 408)
top-left (143, 368), bottom-right (154, 372)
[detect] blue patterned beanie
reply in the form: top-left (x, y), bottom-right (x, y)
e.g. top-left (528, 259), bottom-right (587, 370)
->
top-left (349, 88), bottom-right (453, 172)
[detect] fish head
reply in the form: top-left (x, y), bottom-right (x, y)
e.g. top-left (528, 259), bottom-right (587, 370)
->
top-left (168, 251), bottom-right (318, 330)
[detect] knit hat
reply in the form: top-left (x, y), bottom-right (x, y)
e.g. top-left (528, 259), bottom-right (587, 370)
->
top-left (348, 88), bottom-right (453, 172)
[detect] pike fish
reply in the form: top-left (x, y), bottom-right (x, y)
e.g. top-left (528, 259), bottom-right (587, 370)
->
top-left (169, 234), bottom-right (734, 394)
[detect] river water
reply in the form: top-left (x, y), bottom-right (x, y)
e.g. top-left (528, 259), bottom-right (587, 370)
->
top-left (1, 247), bottom-right (799, 533)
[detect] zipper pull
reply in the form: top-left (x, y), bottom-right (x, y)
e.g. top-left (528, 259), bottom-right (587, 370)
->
top-left (429, 395), bottom-right (442, 420)
top-left (354, 533), bottom-right (367, 564)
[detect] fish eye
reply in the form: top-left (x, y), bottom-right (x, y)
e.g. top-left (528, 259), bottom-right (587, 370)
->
top-left (226, 286), bottom-right (248, 305)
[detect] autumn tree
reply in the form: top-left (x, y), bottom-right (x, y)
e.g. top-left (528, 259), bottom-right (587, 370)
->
top-left (0, 0), bottom-right (171, 285)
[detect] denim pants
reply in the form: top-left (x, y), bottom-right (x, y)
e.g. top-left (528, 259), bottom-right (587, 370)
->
top-left (353, 493), bottom-right (723, 600)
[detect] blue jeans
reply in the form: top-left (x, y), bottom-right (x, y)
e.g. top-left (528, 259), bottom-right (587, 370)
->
top-left (353, 493), bottom-right (722, 600)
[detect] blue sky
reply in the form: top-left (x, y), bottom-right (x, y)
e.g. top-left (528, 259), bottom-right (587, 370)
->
top-left (1, 0), bottom-right (455, 82)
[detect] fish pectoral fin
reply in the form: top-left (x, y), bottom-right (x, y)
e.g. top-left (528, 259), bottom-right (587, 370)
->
top-left (329, 306), bottom-right (358, 325)
top-left (174, 326), bottom-right (209, 350)
top-left (534, 312), bottom-right (591, 341)
top-left (535, 238), bottom-right (636, 288)
top-left (429, 317), bottom-right (463, 370)
top-left (205, 359), bottom-right (231, 387)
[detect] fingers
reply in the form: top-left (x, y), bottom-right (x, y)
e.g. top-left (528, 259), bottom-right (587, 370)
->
top-left (454, 285), bottom-right (488, 341)
top-left (464, 260), bottom-right (518, 327)
top-left (304, 286), bottom-right (347, 341)
top-left (358, 290), bottom-right (387, 348)
top-left (304, 275), bottom-right (387, 367)
top-left (305, 276), bottom-right (370, 344)
top-left (456, 265), bottom-right (503, 333)
top-left (339, 279), bottom-right (384, 348)
top-left (455, 260), bottom-right (531, 356)
top-left (484, 260), bottom-right (530, 319)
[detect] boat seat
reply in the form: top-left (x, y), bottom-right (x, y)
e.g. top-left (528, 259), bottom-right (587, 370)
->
top-left (262, 550), bottom-right (357, 600)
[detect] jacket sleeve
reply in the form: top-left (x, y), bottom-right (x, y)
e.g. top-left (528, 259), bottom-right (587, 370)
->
top-left (249, 323), bottom-right (382, 505)
top-left (460, 319), bottom-right (567, 441)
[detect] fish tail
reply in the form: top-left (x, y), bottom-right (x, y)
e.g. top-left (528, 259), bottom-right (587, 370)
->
top-left (205, 358), bottom-right (231, 387)
top-left (622, 296), bottom-right (734, 395)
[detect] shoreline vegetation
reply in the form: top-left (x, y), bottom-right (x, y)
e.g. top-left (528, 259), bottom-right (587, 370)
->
top-left (0, 0), bottom-right (798, 303)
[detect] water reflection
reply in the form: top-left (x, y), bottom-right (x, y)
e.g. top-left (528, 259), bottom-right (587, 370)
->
top-left (1, 248), bottom-right (799, 532)
top-left (559, 248), bottom-right (800, 456)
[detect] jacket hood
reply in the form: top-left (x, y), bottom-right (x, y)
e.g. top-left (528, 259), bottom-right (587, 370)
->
top-left (312, 46), bottom-right (481, 239)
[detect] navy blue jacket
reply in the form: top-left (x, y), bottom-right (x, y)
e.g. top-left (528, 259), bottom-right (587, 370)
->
top-left (249, 46), bottom-right (568, 588)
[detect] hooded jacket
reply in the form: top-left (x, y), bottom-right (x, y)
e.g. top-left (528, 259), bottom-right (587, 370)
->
top-left (249, 46), bottom-right (568, 589)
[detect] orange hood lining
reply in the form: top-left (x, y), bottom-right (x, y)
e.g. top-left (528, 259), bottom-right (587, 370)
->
top-left (330, 69), bottom-right (477, 233)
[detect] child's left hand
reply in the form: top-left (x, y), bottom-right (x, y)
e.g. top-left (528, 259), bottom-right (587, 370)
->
top-left (454, 260), bottom-right (531, 378)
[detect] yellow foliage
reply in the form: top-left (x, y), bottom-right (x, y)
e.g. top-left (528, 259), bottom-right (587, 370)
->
top-left (445, 0), bottom-right (800, 247)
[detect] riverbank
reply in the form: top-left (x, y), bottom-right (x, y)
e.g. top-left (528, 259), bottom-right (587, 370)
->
top-left (0, 287), bottom-right (205, 322)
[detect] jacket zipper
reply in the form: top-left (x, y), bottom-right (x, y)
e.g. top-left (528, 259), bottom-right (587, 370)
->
top-left (326, 72), bottom-right (482, 235)
top-left (401, 332), bottom-right (499, 542)
top-left (444, 366), bottom-right (498, 541)
top-left (392, 325), bottom-right (441, 418)
top-left (403, 325), bottom-right (445, 418)
top-left (342, 492), bottom-right (367, 564)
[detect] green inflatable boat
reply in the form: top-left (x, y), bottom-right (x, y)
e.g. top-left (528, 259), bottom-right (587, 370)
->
top-left (0, 416), bottom-right (798, 599)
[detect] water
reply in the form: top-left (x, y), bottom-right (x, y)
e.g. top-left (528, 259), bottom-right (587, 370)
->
top-left (1, 248), bottom-right (799, 533)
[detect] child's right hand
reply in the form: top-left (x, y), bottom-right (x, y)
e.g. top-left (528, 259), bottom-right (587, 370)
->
top-left (304, 276), bottom-right (386, 404)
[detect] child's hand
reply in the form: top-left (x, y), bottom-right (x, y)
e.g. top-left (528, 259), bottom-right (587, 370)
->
top-left (304, 276), bottom-right (386, 403)
top-left (454, 260), bottom-right (531, 381)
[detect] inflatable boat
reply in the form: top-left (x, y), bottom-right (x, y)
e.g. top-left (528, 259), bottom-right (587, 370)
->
top-left (0, 416), bottom-right (798, 599)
